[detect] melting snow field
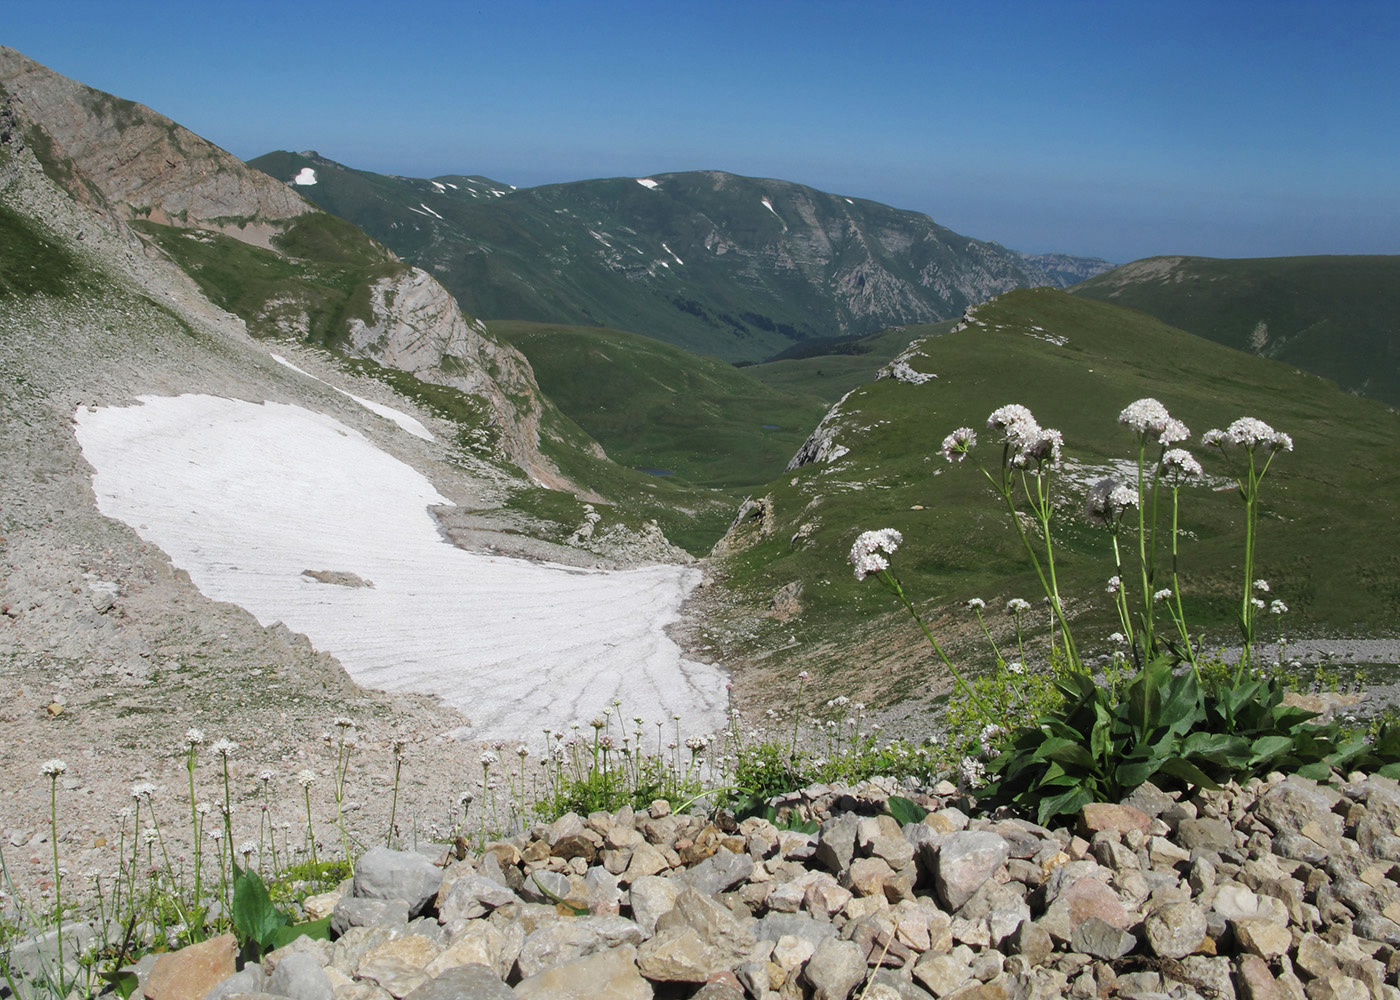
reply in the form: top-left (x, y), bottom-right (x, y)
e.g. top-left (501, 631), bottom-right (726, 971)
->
top-left (270, 354), bottom-right (434, 441)
top-left (293, 167), bottom-right (317, 186)
top-left (73, 395), bottom-right (729, 743)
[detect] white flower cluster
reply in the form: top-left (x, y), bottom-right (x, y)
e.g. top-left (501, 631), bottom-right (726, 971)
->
top-left (1006, 598), bottom-right (1032, 614)
top-left (1106, 576), bottom-right (1121, 594)
top-left (1161, 449), bottom-right (1203, 481)
top-left (41, 759), bottom-right (67, 777)
top-left (1118, 398), bottom-right (1189, 445)
top-left (479, 750), bottom-right (499, 768)
top-left (130, 782), bottom-right (156, 800)
top-left (210, 738), bottom-right (237, 758)
top-left (940, 427), bottom-right (976, 463)
top-left (965, 598), bottom-right (986, 611)
top-left (295, 769), bottom-right (316, 788)
top-left (183, 728), bottom-right (205, 749)
top-left (1202, 417), bottom-right (1292, 453)
top-left (986, 404), bottom-right (1063, 468)
top-left (849, 528), bottom-right (903, 581)
top-left (1153, 588), bottom-right (1174, 603)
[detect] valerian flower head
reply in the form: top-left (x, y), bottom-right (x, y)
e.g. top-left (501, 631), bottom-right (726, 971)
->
top-left (1106, 576), bottom-right (1121, 594)
top-left (183, 728), bottom-right (204, 749)
top-left (1203, 417), bottom-right (1292, 453)
top-left (1006, 598), bottom-right (1032, 614)
top-left (940, 427), bottom-right (976, 462)
top-left (966, 598), bottom-right (986, 611)
top-left (849, 528), bottom-right (903, 581)
top-left (210, 739), bottom-right (237, 759)
top-left (258, 768), bottom-right (275, 783)
top-left (41, 759), bottom-right (67, 777)
top-left (1013, 426), bottom-right (1063, 468)
top-left (130, 782), bottom-right (156, 800)
top-left (1085, 478), bottom-right (1136, 526)
top-left (1108, 632), bottom-right (1127, 645)
top-left (1006, 660), bottom-right (1025, 675)
top-left (1254, 579), bottom-right (1270, 592)
top-left (1119, 397), bottom-right (1168, 435)
top-left (958, 756), bottom-right (986, 788)
top-left (479, 750), bottom-right (499, 767)
top-left (1251, 597), bottom-right (1266, 610)
top-left (332, 717), bottom-right (354, 729)
top-left (1270, 600), bottom-right (1289, 615)
top-left (296, 769), bottom-right (316, 788)
top-left (1161, 449), bottom-right (1203, 481)
top-left (1153, 588), bottom-right (1173, 603)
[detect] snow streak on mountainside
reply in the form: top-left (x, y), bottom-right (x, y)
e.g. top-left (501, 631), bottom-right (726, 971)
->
top-left (252, 152), bottom-right (1113, 362)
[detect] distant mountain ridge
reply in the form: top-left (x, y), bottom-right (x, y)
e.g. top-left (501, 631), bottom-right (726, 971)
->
top-left (251, 151), bottom-right (1112, 362)
top-left (1070, 254), bottom-right (1400, 406)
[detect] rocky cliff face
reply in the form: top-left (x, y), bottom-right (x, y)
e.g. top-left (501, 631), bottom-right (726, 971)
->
top-left (0, 46), bottom-right (308, 241)
top-left (0, 47), bottom-right (562, 487)
top-left (344, 267), bottom-right (555, 486)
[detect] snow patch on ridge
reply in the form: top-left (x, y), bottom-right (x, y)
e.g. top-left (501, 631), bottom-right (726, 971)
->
top-left (636, 178), bottom-right (660, 190)
top-left (73, 396), bottom-right (729, 743)
top-left (270, 354), bottom-right (434, 441)
top-left (293, 168), bottom-right (317, 186)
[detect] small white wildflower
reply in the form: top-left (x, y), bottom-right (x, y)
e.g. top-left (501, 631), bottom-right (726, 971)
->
top-left (295, 769), bottom-right (316, 788)
top-left (142, 828), bottom-right (158, 845)
top-left (41, 759), bottom-right (67, 777)
top-left (1007, 598), bottom-right (1031, 614)
top-left (183, 728), bottom-right (204, 748)
top-left (798, 670), bottom-right (811, 681)
top-left (1108, 632), bottom-right (1126, 644)
top-left (940, 427), bottom-right (976, 462)
top-left (978, 724), bottom-right (1006, 754)
top-left (480, 750), bottom-right (499, 767)
top-left (849, 528), bottom-right (903, 581)
top-left (966, 597), bottom-right (985, 611)
top-left (332, 716), bottom-right (354, 729)
top-left (958, 756), bottom-right (986, 787)
top-left (1270, 600), bottom-right (1289, 615)
top-left (1153, 588), bottom-right (1173, 603)
top-left (1254, 579), bottom-right (1270, 592)
top-left (1251, 597), bottom-right (1266, 610)
top-left (516, 745), bottom-right (529, 758)
top-left (1106, 576), bottom-right (1121, 595)
top-left (1161, 449), bottom-right (1203, 480)
top-left (238, 840), bottom-right (258, 857)
top-left (1118, 398), bottom-right (1169, 435)
top-left (210, 738), bottom-right (237, 759)
top-left (257, 768), bottom-right (275, 783)
top-left (1110, 484), bottom-right (1139, 510)
top-left (130, 782), bottom-right (156, 800)
top-left (195, 801), bottom-right (211, 815)
top-left (1006, 660), bottom-right (1025, 675)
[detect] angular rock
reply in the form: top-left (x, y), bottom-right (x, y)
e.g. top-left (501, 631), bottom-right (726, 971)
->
top-left (628, 876), bottom-right (680, 938)
top-left (814, 814), bottom-right (862, 874)
top-left (1078, 803), bottom-right (1151, 838)
top-left (332, 898), bottom-right (412, 938)
top-left (355, 848), bottom-right (444, 917)
top-left (143, 933), bottom-right (237, 1000)
top-left (1233, 917), bottom-right (1291, 959)
top-left (1144, 902), bottom-right (1207, 960)
top-left (1070, 917), bottom-right (1135, 961)
top-left (935, 832), bottom-right (1010, 912)
top-left (266, 952), bottom-right (333, 1000)
top-left (425, 921), bottom-right (522, 981)
top-left (802, 937), bottom-right (865, 1000)
top-left (913, 948), bottom-right (973, 998)
top-left (438, 873), bottom-right (517, 923)
top-left (514, 945), bottom-right (651, 1000)
top-left (401, 964), bottom-right (513, 1000)
top-left (356, 935), bottom-right (442, 999)
top-left (515, 916), bottom-right (643, 979)
top-left (673, 849), bottom-right (754, 896)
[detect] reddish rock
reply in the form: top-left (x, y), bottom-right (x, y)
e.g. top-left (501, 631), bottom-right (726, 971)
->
top-left (143, 933), bottom-right (236, 1000)
top-left (1078, 803), bottom-right (1151, 839)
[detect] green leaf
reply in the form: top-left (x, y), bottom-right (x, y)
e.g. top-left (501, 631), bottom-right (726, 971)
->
top-left (1090, 701), bottom-right (1112, 762)
top-left (886, 795), bottom-right (928, 826)
top-left (99, 971), bottom-right (140, 1000)
top-left (1295, 761), bottom-right (1332, 781)
top-left (1037, 737), bottom-right (1097, 770)
top-left (1157, 756), bottom-right (1221, 791)
top-left (268, 917), bottom-right (331, 951)
top-left (232, 868), bottom-right (289, 949)
top-left (1036, 784), bottom-right (1094, 826)
top-left (1248, 735), bottom-right (1295, 766)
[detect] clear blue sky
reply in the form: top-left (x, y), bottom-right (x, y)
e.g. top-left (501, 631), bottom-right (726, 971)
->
top-left (7, 0), bottom-right (1398, 263)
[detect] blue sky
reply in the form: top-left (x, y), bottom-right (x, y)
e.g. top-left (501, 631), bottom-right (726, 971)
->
top-left (7, 0), bottom-right (1398, 262)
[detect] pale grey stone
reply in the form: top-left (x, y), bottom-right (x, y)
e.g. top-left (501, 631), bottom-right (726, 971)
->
top-left (352, 848), bottom-right (444, 917)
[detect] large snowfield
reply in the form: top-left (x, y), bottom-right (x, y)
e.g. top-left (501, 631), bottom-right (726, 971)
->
top-left (74, 395), bottom-right (730, 743)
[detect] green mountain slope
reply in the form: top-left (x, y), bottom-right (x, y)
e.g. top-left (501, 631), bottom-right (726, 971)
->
top-left (1070, 255), bottom-right (1400, 406)
top-left (250, 150), bottom-right (1111, 362)
top-left (707, 289), bottom-right (1400, 705)
top-left (490, 321), bottom-right (829, 489)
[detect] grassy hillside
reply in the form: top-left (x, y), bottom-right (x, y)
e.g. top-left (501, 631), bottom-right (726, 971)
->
top-left (745, 320), bottom-right (958, 404)
top-left (1070, 255), bottom-right (1400, 406)
top-left (135, 215), bottom-right (406, 347)
top-left (251, 151), bottom-right (1109, 362)
top-left (490, 321), bottom-right (828, 489)
top-left (710, 289), bottom-right (1400, 706)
